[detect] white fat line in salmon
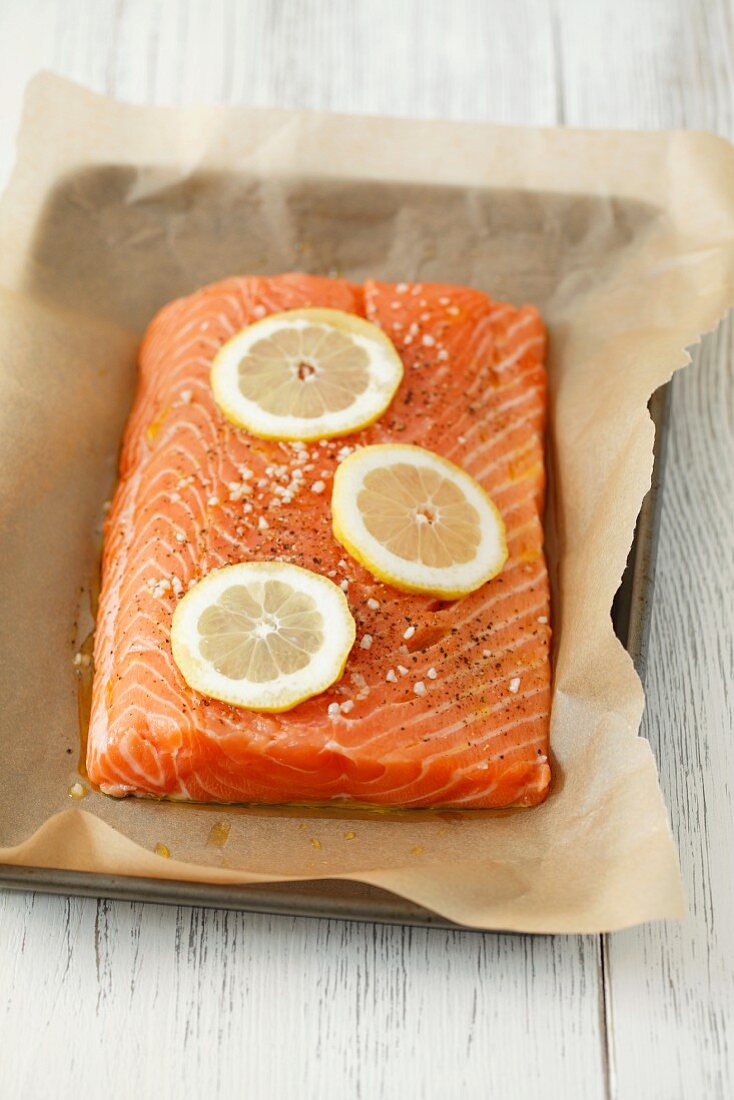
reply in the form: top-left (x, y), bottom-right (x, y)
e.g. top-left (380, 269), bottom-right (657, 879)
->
top-left (356, 690), bottom-right (550, 783)
top-left (325, 711), bottom-right (548, 806)
top-left (323, 646), bottom-right (550, 755)
top-left (443, 386), bottom-right (545, 465)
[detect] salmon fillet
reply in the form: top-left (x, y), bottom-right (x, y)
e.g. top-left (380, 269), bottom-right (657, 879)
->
top-left (87, 273), bottom-right (551, 808)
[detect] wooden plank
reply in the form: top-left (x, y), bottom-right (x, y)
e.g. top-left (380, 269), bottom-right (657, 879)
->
top-left (557, 1), bottom-right (734, 1095)
top-left (0, 888), bottom-right (606, 1100)
top-left (606, 324), bottom-right (734, 1097)
top-left (2, 0), bottom-right (733, 1096)
top-left (0, 1), bottom-right (609, 1098)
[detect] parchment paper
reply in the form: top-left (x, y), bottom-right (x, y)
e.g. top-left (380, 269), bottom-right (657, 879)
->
top-left (1, 74), bottom-right (733, 931)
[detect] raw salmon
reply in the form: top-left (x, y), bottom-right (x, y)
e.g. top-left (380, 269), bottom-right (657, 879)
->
top-left (87, 274), bottom-right (551, 808)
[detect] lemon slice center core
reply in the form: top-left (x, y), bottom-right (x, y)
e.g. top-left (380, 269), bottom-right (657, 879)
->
top-left (358, 463), bottom-right (482, 570)
top-left (197, 579), bottom-right (324, 684)
top-left (237, 325), bottom-right (371, 419)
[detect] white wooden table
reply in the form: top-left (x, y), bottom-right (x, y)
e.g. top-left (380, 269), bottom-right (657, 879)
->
top-left (0, 2), bottom-right (732, 1097)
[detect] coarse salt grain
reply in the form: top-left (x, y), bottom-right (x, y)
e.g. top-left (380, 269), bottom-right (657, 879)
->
top-left (327, 702), bottom-right (340, 717)
top-left (403, 625), bottom-right (416, 640)
top-left (413, 681), bottom-right (427, 697)
top-left (311, 480), bottom-right (326, 494)
top-left (228, 483), bottom-right (252, 501)
top-left (340, 579), bottom-right (349, 591)
top-left (180, 389), bottom-right (192, 403)
top-left (482, 649), bottom-right (492, 658)
top-left (537, 615), bottom-right (548, 624)
top-left (437, 350), bottom-right (449, 362)
top-left (509, 677), bottom-right (521, 694)
top-left (171, 576), bottom-right (183, 596)
top-left (367, 598), bottom-right (380, 611)
top-left (422, 334), bottom-right (435, 347)
top-left (360, 634), bottom-right (373, 651)
top-left (396, 282), bottom-right (408, 293)
top-left (252, 304), bottom-right (266, 318)
top-left (258, 516), bottom-right (269, 530)
top-left (439, 296), bottom-right (450, 305)
top-left (427, 667), bottom-right (437, 680)
top-left (340, 700), bottom-right (354, 714)
top-left (386, 669), bottom-right (397, 683)
top-left (397, 665), bottom-right (409, 676)
top-left (207, 495), bottom-right (220, 506)
top-left (175, 532), bottom-right (186, 543)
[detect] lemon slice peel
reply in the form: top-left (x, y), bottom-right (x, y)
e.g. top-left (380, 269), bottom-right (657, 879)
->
top-left (332, 444), bottom-right (508, 598)
top-left (171, 562), bottom-right (356, 711)
top-left (211, 308), bottom-right (403, 442)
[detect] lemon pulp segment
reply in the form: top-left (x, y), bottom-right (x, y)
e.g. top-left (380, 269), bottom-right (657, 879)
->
top-left (171, 562), bottom-right (356, 710)
top-left (332, 444), bottom-right (508, 597)
top-left (211, 308), bottom-right (403, 441)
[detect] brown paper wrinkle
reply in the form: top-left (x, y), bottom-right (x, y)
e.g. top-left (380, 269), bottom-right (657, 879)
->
top-left (2, 73), bottom-right (733, 930)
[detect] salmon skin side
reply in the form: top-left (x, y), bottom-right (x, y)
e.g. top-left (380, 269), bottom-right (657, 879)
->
top-left (87, 274), bottom-right (551, 808)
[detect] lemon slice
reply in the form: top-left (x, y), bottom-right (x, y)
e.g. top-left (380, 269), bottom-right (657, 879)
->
top-left (332, 444), bottom-right (508, 597)
top-left (171, 562), bottom-right (356, 710)
top-left (211, 308), bottom-right (403, 441)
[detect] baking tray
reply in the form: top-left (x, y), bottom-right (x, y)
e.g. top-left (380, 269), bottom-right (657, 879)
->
top-left (0, 380), bottom-right (672, 927)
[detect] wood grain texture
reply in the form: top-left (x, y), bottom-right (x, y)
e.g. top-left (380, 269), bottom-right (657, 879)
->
top-left (0, 1), bottom-right (732, 1098)
top-left (0, 890), bottom-right (606, 1100)
top-left (607, 323), bottom-right (734, 1099)
top-left (557, 4), bottom-right (734, 1096)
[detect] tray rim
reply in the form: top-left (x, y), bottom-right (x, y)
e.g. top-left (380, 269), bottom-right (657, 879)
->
top-left (0, 384), bottom-right (671, 930)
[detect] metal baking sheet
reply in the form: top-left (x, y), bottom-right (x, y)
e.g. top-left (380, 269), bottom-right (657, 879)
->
top-left (0, 382), bottom-right (671, 927)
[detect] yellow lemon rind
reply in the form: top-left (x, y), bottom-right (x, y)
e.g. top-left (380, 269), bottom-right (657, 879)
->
top-left (331, 444), bottom-right (508, 599)
top-left (210, 307), bottom-right (404, 443)
top-left (170, 562), bottom-right (356, 711)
